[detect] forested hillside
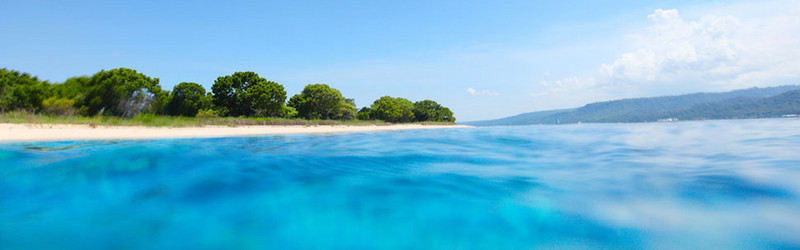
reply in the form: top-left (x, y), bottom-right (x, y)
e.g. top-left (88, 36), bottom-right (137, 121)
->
top-left (465, 86), bottom-right (800, 126)
top-left (668, 89), bottom-right (800, 120)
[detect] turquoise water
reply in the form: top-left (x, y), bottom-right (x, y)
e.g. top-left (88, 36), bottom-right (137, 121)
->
top-left (2, 120), bottom-right (800, 249)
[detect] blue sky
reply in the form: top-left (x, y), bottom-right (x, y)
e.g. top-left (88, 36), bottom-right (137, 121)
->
top-left (2, 0), bottom-right (799, 121)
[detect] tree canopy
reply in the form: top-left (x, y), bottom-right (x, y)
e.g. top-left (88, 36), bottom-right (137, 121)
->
top-left (413, 100), bottom-right (455, 122)
top-left (0, 68), bottom-right (51, 113)
top-left (288, 84), bottom-right (355, 120)
top-left (356, 107), bottom-right (371, 120)
top-left (211, 71), bottom-right (287, 117)
top-left (51, 76), bottom-right (90, 101)
top-left (361, 97), bottom-right (456, 123)
top-left (167, 82), bottom-right (210, 117)
top-left (80, 68), bottom-right (166, 117)
top-left (369, 96), bottom-right (415, 123)
top-left (1, 68), bottom-right (458, 123)
top-left (246, 79), bottom-right (287, 117)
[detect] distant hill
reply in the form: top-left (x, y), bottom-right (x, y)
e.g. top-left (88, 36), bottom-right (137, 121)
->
top-left (667, 89), bottom-right (800, 120)
top-left (463, 85), bottom-right (800, 126)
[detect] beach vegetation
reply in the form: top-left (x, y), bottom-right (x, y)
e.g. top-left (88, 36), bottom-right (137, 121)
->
top-left (338, 102), bottom-right (356, 120)
top-left (369, 96), bottom-right (416, 123)
top-left (50, 76), bottom-right (90, 100)
top-left (288, 84), bottom-right (355, 120)
top-left (42, 97), bottom-right (77, 116)
top-left (78, 68), bottom-right (168, 117)
top-left (413, 100), bottom-right (456, 122)
top-left (196, 109), bottom-right (221, 119)
top-left (361, 97), bottom-right (457, 123)
top-left (279, 105), bottom-right (298, 118)
top-left (0, 110), bottom-right (399, 127)
top-left (0, 68), bottom-right (51, 113)
top-left (356, 107), bottom-right (371, 120)
top-left (167, 82), bottom-right (210, 117)
top-left (211, 71), bottom-right (287, 117)
top-left (0, 68), bottom-right (457, 126)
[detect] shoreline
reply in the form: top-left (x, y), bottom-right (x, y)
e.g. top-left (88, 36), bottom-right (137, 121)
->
top-left (0, 123), bottom-right (471, 142)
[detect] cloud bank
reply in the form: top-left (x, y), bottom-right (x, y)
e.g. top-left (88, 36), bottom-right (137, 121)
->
top-left (539, 1), bottom-right (800, 101)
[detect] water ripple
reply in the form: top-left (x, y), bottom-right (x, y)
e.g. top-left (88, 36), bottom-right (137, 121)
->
top-left (2, 119), bottom-right (800, 248)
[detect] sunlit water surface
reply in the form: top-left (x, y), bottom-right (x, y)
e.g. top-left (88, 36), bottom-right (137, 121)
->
top-left (2, 119), bottom-right (800, 249)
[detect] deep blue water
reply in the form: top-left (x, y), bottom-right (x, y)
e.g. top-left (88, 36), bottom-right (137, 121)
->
top-left (2, 119), bottom-right (800, 249)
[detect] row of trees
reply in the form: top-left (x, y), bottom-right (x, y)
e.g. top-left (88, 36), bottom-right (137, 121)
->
top-left (0, 68), bottom-right (456, 122)
top-left (358, 96), bottom-right (454, 123)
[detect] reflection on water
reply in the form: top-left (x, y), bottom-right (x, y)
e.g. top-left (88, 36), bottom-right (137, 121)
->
top-left (1, 119), bottom-right (800, 248)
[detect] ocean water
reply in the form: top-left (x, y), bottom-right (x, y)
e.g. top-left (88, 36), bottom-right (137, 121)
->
top-left (2, 119), bottom-right (800, 249)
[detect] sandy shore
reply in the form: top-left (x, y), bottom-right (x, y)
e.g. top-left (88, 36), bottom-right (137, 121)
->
top-left (0, 123), bottom-right (471, 142)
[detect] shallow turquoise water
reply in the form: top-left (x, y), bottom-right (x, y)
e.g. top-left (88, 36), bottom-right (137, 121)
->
top-left (2, 119), bottom-right (800, 249)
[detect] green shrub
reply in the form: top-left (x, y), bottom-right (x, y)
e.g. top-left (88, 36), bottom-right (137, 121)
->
top-left (42, 97), bottom-right (77, 116)
top-left (356, 107), bottom-right (371, 120)
top-left (280, 105), bottom-right (298, 118)
top-left (196, 109), bottom-right (220, 119)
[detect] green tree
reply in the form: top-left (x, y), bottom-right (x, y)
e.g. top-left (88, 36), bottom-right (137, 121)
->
top-left (413, 100), bottom-right (456, 122)
top-left (292, 84), bottom-right (342, 119)
top-left (287, 94), bottom-right (308, 117)
top-left (150, 89), bottom-right (171, 115)
top-left (279, 105), bottom-right (298, 118)
top-left (288, 84), bottom-right (355, 120)
top-left (436, 107), bottom-right (455, 122)
top-left (48, 76), bottom-right (91, 115)
top-left (51, 76), bottom-right (90, 100)
top-left (344, 98), bottom-right (356, 107)
top-left (356, 107), bottom-right (371, 120)
top-left (246, 80), bottom-right (287, 117)
top-left (370, 96), bottom-right (415, 123)
top-left (0, 68), bottom-right (51, 113)
top-left (337, 102), bottom-right (356, 120)
top-left (211, 71), bottom-right (286, 117)
top-left (167, 82), bottom-right (210, 117)
top-left (80, 68), bottom-right (165, 117)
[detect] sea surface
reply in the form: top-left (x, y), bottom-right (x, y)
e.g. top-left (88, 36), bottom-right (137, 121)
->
top-left (2, 119), bottom-right (800, 249)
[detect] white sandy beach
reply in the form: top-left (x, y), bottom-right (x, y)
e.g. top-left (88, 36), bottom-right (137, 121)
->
top-left (0, 123), bottom-right (471, 142)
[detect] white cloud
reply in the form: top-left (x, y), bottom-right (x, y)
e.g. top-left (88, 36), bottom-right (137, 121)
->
top-left (466, 87), bottom-right (499, 96)
top-left (600, 8), bottom-right (745, 87)
top-left (538, 1), bottom-right (800, 102)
